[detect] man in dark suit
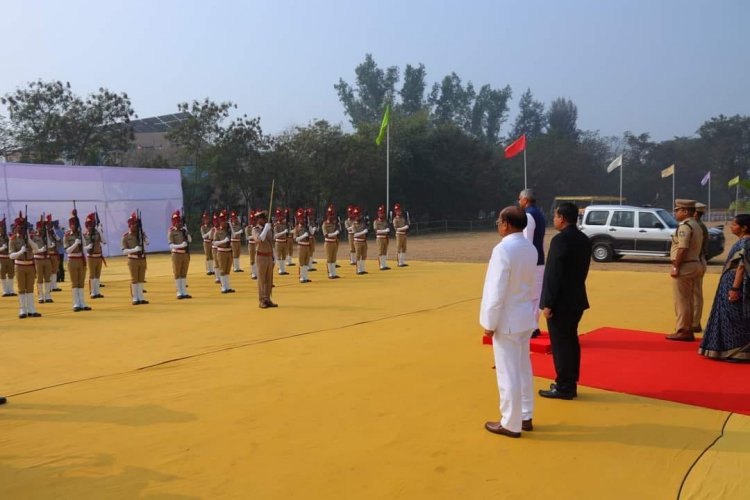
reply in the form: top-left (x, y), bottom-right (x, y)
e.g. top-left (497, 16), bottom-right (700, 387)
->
top-left (539, 202), bottom-right (592, 400)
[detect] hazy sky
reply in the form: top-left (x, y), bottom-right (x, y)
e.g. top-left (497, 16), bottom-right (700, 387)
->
top-left (3, 0), bottom-right (748, 141)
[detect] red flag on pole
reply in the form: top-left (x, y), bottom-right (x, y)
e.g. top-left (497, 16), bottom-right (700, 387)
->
top-left (504, 134), bottom-right (526, 159)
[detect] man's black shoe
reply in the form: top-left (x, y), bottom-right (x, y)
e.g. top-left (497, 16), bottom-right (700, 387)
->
top-left (0, 396), bottom-right (6, 405)
top-left (539, 384), bottom-right (576, 400)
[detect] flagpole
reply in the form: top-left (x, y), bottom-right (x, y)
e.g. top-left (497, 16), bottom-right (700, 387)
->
top-left (523, 148), bottom-right (527, 189)
top-left (737, 183), bottom-right (740, 216)
top-left (386, 122), bottom-right (390, 213)
top-left (619, 159), bottom-right (623, 205)
top-left (672, 166), bottom-right (675, 209)
top-left (707, 175), bottom-right (711, 222)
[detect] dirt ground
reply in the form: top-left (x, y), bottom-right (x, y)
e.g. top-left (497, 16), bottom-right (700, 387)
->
top-left (404, 224), bottom-right (737, 275)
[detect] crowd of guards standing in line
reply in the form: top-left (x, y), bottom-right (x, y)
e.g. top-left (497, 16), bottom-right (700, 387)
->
top-left (0, 202), bottom-right (411, 318)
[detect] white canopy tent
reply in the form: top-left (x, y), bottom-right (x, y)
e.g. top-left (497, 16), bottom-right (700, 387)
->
top-left (0, 162), bottom-right (183, 257)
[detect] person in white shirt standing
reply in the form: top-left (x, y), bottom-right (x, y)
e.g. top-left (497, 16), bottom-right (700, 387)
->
top-left (480, 206), bottom-right (538, 438)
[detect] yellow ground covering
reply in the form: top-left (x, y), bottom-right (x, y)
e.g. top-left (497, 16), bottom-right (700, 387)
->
top-left (0, 255), bottom-right (747, 499)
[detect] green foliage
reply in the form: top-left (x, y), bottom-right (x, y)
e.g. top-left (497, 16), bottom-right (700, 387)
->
top-left (1, 80), bottom-right (134, 165)
top-left (511, 88), bottom-right (546, 140)
top-left (547, 97), bottom-right (579, 141)
top-left (334, 54), bottom-right (398, 129)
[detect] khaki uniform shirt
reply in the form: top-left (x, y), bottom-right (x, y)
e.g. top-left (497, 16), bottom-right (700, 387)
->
top-left (352, 221), bottom-right (367, 242)
top-left (256, 225), bottom-right (273, 254)
top-left (65, 230), bottom-right (85, 257)
top-left (293, 225), bottom-right (310, 245)
top-left (670, 219), bottom-right (703, 261)
top-left (373, 218), bottom-right (389, 237)
top-left (322, 221), bottom-right (339, 242)
top-left (696, 219), bottom-right (709, 260)
top-left (168, 226), bottom-right (189, 252)
top-left (393, 215), bottom-right (408, 234)
top-left (121, 231), bottom-right (146, 258)
top-left (213, 227), bottom-right (231, 250)
top-left (84, 229), bottom-right (104, 255)
top-left (9, 234), bottom-right (35, 261)
top-left (273, 222), bottom-right (288, 242)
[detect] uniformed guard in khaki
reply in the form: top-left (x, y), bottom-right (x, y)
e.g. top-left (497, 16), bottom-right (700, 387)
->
top-left (345, 205), bottom-right (356, 265)
top-left (213, 212), bottom-right (235, 294)
top-left (83, 212), bottom-right (106, 299)
top-left (293, 209), bottom-right (312, 283)
top-left (229, 211), bottom-right (244, 272)
top-left (8, 215), bottom-right (40, 318)
top-left (44, 215), bottom-right (61, 294)
top-left (121, 212), bottom-right (149, 305)
top-left (200, 212), bottom-right (215, 275)
top-left (168, 210), bottom-right (192, 299)
top-left (0, 215), bottom-right (17, 297)
top-left (245, 211), bottom-right (258, 279)
top-left (64, 212), bottom-right (91, 312)
top-left (284, 208), bottom-right (295, 268)
top-left (273, 209), bottom-right (290, 275)
top-left (306, 207), bottom-right (318, 270)
top-left (254, 210), bottom-right (277, 308)
top-left (373, 205), bottom-right (391, 270)
top-left (351, 207), bottom-right (369, 275)
top-left (392, 203), bottom-right (410, 267)
top-left (322, 205), bottom-right (340, 279)
top-left (666, 199), bottom-right (704, 342)
top-left (31, 220), bottom-right (53, 304)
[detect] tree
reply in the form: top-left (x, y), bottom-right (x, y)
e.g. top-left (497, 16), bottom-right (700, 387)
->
top-left (206, 115), bottom-right (270, 210)
top-left (1, 80), bottom-right (135, 165)
top-left (167, 99), bottom-right (235, 213)
top-left (547, 97), bottom-right (579, 141)
top-left (511, 88), bottom-right (546, 140)
top-left (399, 63), bottom-right (427, 115)
top-left (428, 72), bottom-right (475, 130)
top-left (1, 80), bottom-right (75, 163)
top-left (470, 84), bottom-right (512, 144)
top-left (0, 114), bottom-right (15, 159)
top-left (61, 88), bottom-right (135, 165)
top-left (334, 54), bottom-right (399, 129)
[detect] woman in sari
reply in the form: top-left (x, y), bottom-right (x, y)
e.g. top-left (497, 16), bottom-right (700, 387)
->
top-left (698, 214), bottom-right (750, 362)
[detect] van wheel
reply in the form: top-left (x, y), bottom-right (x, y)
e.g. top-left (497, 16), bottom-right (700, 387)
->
top-left (592, 243), bottom-right (614, 262)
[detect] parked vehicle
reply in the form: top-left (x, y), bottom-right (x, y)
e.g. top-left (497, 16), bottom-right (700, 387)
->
top-left (579, 205), bottom-right (725, 262)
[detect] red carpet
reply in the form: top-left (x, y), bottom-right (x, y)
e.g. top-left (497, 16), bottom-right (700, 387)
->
top-left (531, 327), bottom-right (750, 415)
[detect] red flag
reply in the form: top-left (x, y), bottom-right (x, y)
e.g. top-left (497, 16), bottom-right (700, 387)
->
top-left (504, 134), bottom-right (526, 159)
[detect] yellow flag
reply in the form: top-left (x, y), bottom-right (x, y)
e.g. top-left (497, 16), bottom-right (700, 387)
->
top-left (661, 164), bottom-right (675, 178)
top-left (728, 175), bottom-right (740, 187)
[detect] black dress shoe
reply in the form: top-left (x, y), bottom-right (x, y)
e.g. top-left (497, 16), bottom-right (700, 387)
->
top-left (73, 307), bottom-right (82, 312)
top-left (183, 294), bottom-right (192, 299)
top-left (279, 272), bottom-right (289, 276)
top-left (177, 295), bottom-right (185, 300)
top-left (52, 288), bottom-right (62, 292)
top-left (19, 313), bottom-right (27, 319)
top-left (0, 396), bottom-right (6, 405)
top-left (45, 299), bottom-right (54, 303)
top-left (539, 384), bottom-right (576, 400)
top-left (484, 421), bottom-right (521, 438)
top-left (356, 271), bottom-right (368, 275)
top-left (82, 306), bottom-right (91, 311)
top-left (30, 312), bottom-right (42, 317)
top-left (300, 279), bottom-right (312, 283)
top-left (522, 419), bottom-right (533, 431)
top-left (140, 299), bottom-right (150, 305)
top-left (380, 267), bottom-right (391, 271)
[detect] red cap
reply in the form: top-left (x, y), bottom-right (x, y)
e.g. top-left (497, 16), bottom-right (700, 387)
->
top-left (296, 208), bottom-right (305, 220)
top-left (393, 203), bottom-right (402, 213)
top-left (86, 213), bottom-right (96, 225)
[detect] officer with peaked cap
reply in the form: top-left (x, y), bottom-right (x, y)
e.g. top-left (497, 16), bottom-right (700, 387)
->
top-left (666, 199), bottom-right (704, 341)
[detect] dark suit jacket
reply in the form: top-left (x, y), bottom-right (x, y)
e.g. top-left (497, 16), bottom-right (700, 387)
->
top-left (541, 224), bottom-right (592, 313)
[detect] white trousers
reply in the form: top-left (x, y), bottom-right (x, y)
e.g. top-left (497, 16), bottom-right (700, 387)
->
top-left (492, 329), bottom-right (534, 433)
top-left (532, 265), bottom-right (544, 326)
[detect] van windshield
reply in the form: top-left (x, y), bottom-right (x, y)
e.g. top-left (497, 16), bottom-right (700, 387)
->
top-left (656, 209), bottom-right (678, 229)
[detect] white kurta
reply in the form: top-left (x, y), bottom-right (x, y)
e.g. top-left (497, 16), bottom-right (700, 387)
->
top-left (479, 232), bottom-right (538, 433)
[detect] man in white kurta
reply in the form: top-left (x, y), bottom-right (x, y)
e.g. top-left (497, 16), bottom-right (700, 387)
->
top-left (480, 206), bottom-right (538, 438)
